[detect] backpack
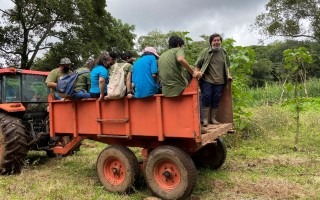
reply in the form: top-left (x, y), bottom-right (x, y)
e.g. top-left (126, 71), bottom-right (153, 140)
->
top-left (107, 63), bottom-right (129, 99)
top-left (56, 69), bottom-right (90, 98)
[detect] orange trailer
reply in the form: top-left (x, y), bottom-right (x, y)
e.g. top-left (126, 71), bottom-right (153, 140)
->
top-left (49, 78), bottom-right (233, 200)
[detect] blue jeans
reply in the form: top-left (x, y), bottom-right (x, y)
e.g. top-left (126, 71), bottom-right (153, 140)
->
top-left (53, 92), bottom-right (62, 100)
top-left (200, 80), bottom-right (225, 121)
top-left (72, 90), bottom-right (91, 100)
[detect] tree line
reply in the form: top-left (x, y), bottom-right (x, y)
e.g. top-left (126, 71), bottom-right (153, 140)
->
top-left (0, 0), bottom-right (319, 88)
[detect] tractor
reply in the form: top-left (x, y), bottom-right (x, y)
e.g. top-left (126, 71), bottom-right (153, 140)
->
top-left (0, 68), bottom-right (63, 174)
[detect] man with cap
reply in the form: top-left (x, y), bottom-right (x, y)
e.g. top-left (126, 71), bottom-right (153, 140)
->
top-left (131, 47), bottom-right (160, 98)
top-left (45, 57), bottom-right (72, 99)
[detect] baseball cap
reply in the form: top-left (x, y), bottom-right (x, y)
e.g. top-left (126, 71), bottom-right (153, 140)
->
top-left (60, 57), bottom-right (72, 65)
top-left (143, 47), bottom-right (160, 58)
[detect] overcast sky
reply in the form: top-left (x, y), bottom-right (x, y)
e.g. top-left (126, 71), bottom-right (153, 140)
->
top-left (106, 0), bottom-right (276, 46)
top-left (0, 0), bottom-right (276, 47)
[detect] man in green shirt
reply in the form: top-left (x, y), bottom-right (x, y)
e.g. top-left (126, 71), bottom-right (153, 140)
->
top-left (195, 33), bottom-right (232, 126)
top-left (45, 57), bottom-right (72, 100)
top-left (158, 35), bottom-right (202, 97)
top-left (72, 58), bottom-right (95, 100)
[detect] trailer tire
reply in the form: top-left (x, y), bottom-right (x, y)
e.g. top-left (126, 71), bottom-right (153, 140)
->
top-left (192, 137), bottom-right (227, 170)
top-left (145, 146), bottom-right (197, 200)
top-left (96, 145), bottom-right (139, 193)
top-left (0, 113), bottom-right (28, 174)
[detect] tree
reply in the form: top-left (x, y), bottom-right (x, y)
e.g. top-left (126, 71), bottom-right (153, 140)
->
top-left (282, 47), bottom-right (312, 150)
top-left (251, 40), bottom-right (320, 83)
top-left (251, 58), bottom-right (273, 87)
top-left (0, 0), bottom-right (135, 69)
top-left (254, 0), bottom-right (320, 43)
top-left (136, 30), bottom-right (208, 65)
top-left (136, 30), bottom-right (168, 53)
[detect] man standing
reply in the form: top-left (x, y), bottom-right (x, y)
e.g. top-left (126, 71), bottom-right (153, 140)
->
top-left (195, 33), bottom-right (232, 126)
top-left (45, 57), bottom-right (72, 100)
top-left (158, 35), bottom-right (202, 97)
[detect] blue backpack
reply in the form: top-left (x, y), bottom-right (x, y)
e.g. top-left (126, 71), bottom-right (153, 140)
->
top-left (56, 69), bottom-right (90, 98)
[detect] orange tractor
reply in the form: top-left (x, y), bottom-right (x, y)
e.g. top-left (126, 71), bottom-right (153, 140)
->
top-left (0, 68), bottom-right (76, 174)
top-left (49, 78), bottom-right (234, 200)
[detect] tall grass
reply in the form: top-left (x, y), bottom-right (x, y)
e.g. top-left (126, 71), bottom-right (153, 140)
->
top-left (246, 78), bottom-right (320, 107)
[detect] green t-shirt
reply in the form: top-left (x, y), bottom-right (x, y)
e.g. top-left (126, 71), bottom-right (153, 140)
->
top-left (158, 47), bottom-right (188, 97)
top-left (203, 49), bottom-right (225, 84)
top-left (45, 68), bottom-right (72, 91)
top-left (74, 67), bottom-right (90, 92)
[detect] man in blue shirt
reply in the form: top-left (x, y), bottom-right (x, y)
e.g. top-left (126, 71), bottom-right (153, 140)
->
top-left (132, 47), bottom-right (160, 98)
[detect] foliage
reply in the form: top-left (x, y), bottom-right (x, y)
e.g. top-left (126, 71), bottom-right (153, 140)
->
top-left (282, 47), bottom-right (313, 150)
top-left (246, 78), bottom-right (320, 107)
top-left (223, 38), bottom-right (256, 131)
top-left (251, 40), bottom-right (320, 84)
top-left (254, 0), bottom-right (320, 43)
top-left (0, 0), bottom-right (136, 70)
top-left (136, 30), bottom-right (208, 65)
top-left (136, 30), bottom-right (169, 53)
top-left (251, 58), bottom-right (273, 87)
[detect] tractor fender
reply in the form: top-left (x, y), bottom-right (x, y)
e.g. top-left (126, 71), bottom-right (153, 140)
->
top-left (0, 103), bottom-right (26, 113)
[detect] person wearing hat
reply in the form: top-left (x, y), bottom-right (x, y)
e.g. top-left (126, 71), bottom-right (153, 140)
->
top-left (45, 57), bottom-right (73, 100)
top-left (131, 47), bottom-right (160, 98)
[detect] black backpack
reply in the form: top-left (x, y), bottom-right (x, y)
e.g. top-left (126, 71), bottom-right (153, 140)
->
top-left (56, 69), bottom-right (90, 98)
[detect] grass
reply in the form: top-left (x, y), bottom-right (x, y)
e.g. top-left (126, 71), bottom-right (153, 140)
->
top-left (1, 106), bottom-right (320, 199)
top-left (246, 78), bottom-right (320, 106)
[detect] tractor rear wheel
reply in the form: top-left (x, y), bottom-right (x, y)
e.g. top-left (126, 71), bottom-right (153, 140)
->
top-left (145, 146), bottom-right (197, 200)
top-left (0, 112), bottom-right (28, 174)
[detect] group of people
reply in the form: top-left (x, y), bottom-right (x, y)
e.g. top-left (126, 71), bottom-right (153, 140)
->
top-left (45, 33), bottom-right (232, 126)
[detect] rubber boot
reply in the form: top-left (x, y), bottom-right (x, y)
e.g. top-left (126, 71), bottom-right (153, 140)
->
top-left (202, 107), bottom-right (210, 127)
top-left (210, 108), bottom-right (220, 124)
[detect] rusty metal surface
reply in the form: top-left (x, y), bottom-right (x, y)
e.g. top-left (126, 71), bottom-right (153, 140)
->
top-left (200, 123), bottom-right (233, 146)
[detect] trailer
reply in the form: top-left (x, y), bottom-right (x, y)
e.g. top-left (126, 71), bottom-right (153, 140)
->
top-left (49, 78), bottom-right (233, 200)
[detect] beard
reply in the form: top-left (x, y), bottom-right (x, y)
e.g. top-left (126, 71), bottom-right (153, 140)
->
top-left (62, 66), bottom-right (70, 73)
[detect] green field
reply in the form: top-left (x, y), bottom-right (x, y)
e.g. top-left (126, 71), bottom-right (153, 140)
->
top-left (1, 79), bottom-right (320, 199)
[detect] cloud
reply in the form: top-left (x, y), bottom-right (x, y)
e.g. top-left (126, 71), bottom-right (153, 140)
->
top-left (107, 0), bottom-right (272, 46)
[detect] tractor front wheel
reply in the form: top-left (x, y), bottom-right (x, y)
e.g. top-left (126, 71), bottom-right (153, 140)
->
top-left (0, 112), bottom-right (28, 174)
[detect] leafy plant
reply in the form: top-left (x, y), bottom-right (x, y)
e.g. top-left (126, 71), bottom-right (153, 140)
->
top-left (223, 39), bottom-right (256, 133)
top-left (282, 47), bottom-right (313, 150)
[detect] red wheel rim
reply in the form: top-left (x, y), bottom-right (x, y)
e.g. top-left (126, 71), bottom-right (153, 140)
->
top-left (103, 157), bottom-right (126, 186)
top-left (153, 160), bottom-right (181, 190)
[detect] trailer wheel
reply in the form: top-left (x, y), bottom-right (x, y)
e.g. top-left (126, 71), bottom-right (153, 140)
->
top-left (192, 137), bottom-right (227, 170)
top-left (145, 146), bottom-right (197, 200)
top-left (96, 145), bottom-right (139, 193)
top-left (0, 113), bottom-right (28, 174)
